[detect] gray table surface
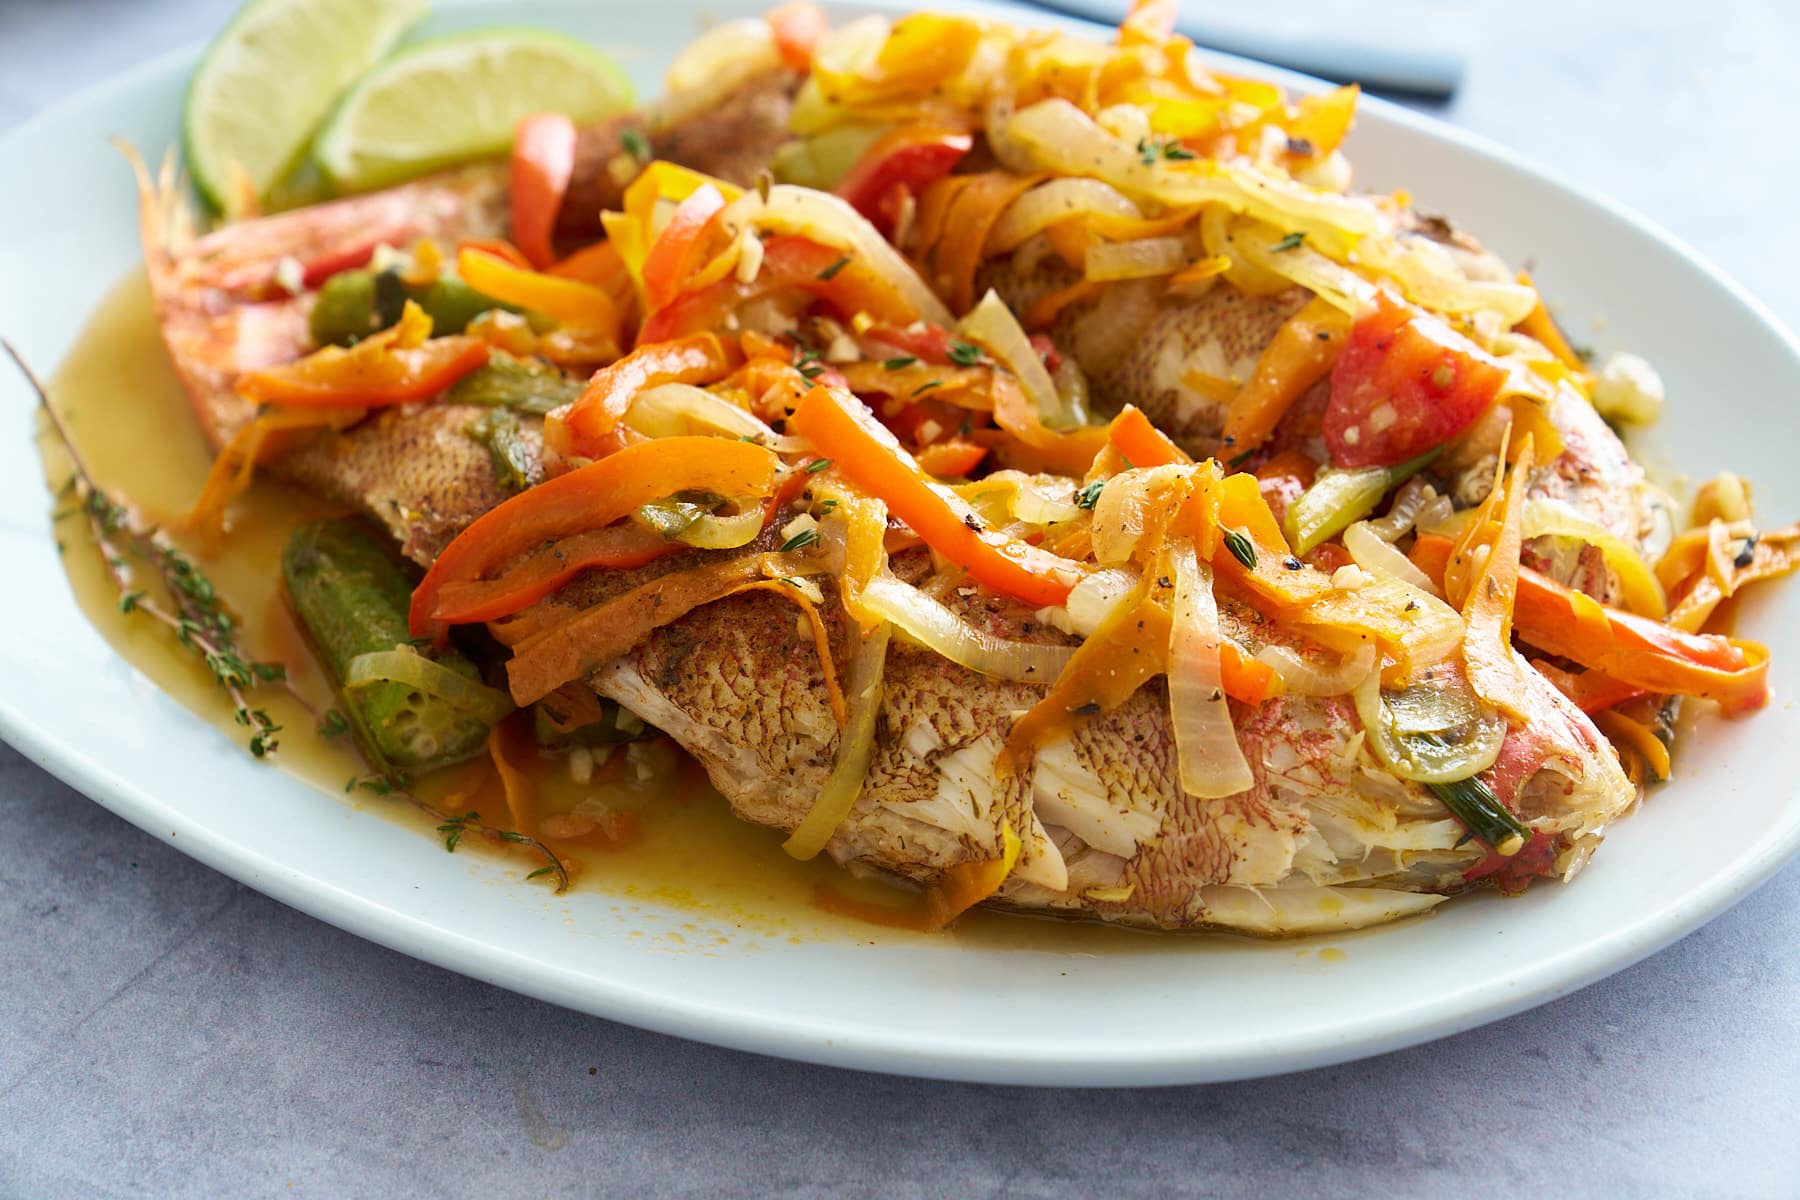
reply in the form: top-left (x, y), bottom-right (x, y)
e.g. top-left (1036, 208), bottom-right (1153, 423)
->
top-left (3, 1), bottom-right (1798, 1196)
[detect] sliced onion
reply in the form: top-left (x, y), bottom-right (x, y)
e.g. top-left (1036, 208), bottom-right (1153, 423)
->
top-left (782, 622), bottom-right (890, 860)
top-left (1352, 669), bottom-right (1506, 785)
top-left (955, 470), bottom-right (1084, 527)
top-left (1355, 234), bottom-right (1537, 324)
top-left (751, 184), bottom-right (954, 327)
top-left (626, 383), bottom-right (778, 441)
top-left (344, 649), bottom-right (515, 725)
top-left (958, 289), bottom-right (1084, 427)
top-left (1232, 221), bottom-right (1377, 315)
top-left (1362, 479), bottom-right (1437, 542)
top-left (1254, 641), bottom-right (1375, 697)
top-left (679, 504), bottom-right (767, 550)
top-left (1084, 236), bottom-right (1188, 282)
top-left (861, 574), bottom-right (1074, 683)
top-left (1168, 541), bottom-right (1254, 798)
top-left (1523, 497), bottom-right (1667, 618)
top-left (1343, 520), bottom-right (1441, 596)
top-left (997, 99), bottom-right (1381, 254)
top-left (1090, 464), bottom-right (1194, 565)
top-left (986, 178), bottom-right (1143, 256)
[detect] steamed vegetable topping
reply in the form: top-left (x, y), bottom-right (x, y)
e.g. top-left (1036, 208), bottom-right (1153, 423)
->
top-left (89, 0), bottom-right (1798, 928)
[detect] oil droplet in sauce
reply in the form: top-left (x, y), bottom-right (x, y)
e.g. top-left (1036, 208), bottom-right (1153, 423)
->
top-left (41, 272), bottom-right (1194, 955)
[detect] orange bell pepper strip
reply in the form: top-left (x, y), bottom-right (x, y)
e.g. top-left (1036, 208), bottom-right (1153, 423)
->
top-left (1456, 438), bottom-right (1538, 721)
top-left (1412, 533), bottom-right (1771, 716)
top-left (1514, 272), bottom-right (1593, 377)
top-left (1209, 470), bottom-right (1332, 608)
top-left (236, 302), bottom-right (489, 408)
top-left (919, 171), bottom-right (1049, 315)
top-left (410, 435), bottom-right (779, 640)
top-left (641, 183), bottom-right (728, 313)
top-left (1511, 564), bottom-right (1769, 716)
top-left (1219, 296), bottom-right (1349, 459)
top-left (545, 332), bottom-right (741, 460)
top-left (834, 125), bottom-right (972, 237)
top-left (430, 523), bottom-right (674, 626)
top-left (637, 236), bottom-right (922, 344)
top-left (767, 2), bottom-right (828, 68)
top-left (990, 373), bottom-right (1110, 476)
top-left (1220, 638), bottom-right (1283, 703)
top-left (1107, 405), bottom-right (1190, 468)
top-left (457, 245), bottom-right (624, 353)
top-left (510, 112), bottom-right (578, 270)
top-left (788, 387), bottom-right (1087, 607)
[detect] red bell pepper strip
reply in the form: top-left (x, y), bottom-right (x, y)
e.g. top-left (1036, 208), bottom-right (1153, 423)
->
top-left (410, 436), bottom-right (780, 640)
top-left (545, 332), bottom-right (741, 460)
top-left (637, 236), bottom-right (920, 344)
top-left (788, 386), bottom-right (1086, 607)
top-left (510, 112), bottom-right (578, 270)
top-left (767, 2), bottom-right (828, 69)
top-left (641, 183), bottom-right (728, 313)
top-left (236, 303), bottom-right (489, 408)
top-left (834, 126), bottom-right (972, 237)
top-left (431, 524), bottom-right (674, 625)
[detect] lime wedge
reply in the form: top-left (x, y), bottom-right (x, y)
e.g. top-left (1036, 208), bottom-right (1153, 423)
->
top-left (312, 29), bottom-right (635, 195)
top-left (184, 0), bottom-right (426, 215)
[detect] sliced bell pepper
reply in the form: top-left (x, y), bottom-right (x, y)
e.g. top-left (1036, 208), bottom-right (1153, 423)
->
top-left (641, 183), bottom-right (728, 313)
top-left (430, 523), bottom-right (674, 625)
top-left (457, 246), bottom-right (624, 352)
top-left (917, 170), bottom-right (1049, 315)
top-left (546, 332), bottom-right (741, 460)
top-left (788, 386), bottom-right (1087, 607)
top-left (990, 373), bottom-right (1110, 476)
top-left (1411, 533), bottom-right (1771, 717)
top-left (410, 435), bottom-right (779, 640)
top-left (1220, 296), bottom-right (1348, 458)
top-left (1118, 0), bottom-right (1178, 44)
top-left (510, 112), bottom-right (578, 270)
top-left (1107, 405), bottom-right (1189, 469)
top-left (1456, 438), bottom-right (1539, 722)
top-left (637, 236), bottom-right (921, 344)
top-left (767, 2), bottom-right (828, 69)
top-left (914, 438), bottom-right (988, 477)
top-left (834, 125), bottom-right (972, 237)
top-left (236, 301), bottom-right (489, 408)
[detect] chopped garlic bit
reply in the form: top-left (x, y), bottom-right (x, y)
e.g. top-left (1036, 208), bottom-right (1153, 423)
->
top-left (568, 746), bottom-right (595, 785)
top-left (780, 512), bottom-right (819, 544)
top-left (1331, 564), bottom-right (1374, 590)
top-left (734, 228), bottom-right (765, 284)
top-left (272, 256), bottom-right (305, 297)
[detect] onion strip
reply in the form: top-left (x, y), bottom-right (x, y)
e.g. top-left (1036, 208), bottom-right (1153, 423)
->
top-left (345, 649), bottom-right (516, 725)
top-left (860, 573), bottom-right (1074, 682)
top-left (782, 623), bottom-right (891, 859)
top-left (1168, 541), bottom-right (1254, 797)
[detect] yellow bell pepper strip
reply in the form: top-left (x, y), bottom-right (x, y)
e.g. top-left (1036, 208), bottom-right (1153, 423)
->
top-left (1219, 296), bottom-right (1349, 459)
top-left (817, 13), bottom-right (983, 107)
top-left (235, 301), bottom-right (489, 408)
top-left (636, 236), bottom-right (923, 344)
top-left (1452, 437), bottom-right (1537, 721)
top-left (430, 524), bottom-right (674, 626)
top-left (545, 332), bottom-right (741, 460)
top-left (503, 554), bottom-right (768, 706)
top-left (510, 112), bottom-right (578, 271)
top-left (1118, 0), bottom-right (1177, 44)
top-left (641, 183), bottom-right (728, 313)
top-left (1514, 272), bottom-right (1593, 377)
top-left (409, 435), bottom-right (778, 641)
top-left (788, 386), bottom-right (1087, 608)
top-left (834, 125), bottom-right (973, 237)
top-left (457, 245), bottom-right (624, 354)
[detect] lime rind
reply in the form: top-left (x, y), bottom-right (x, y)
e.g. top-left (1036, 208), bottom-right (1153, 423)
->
top-left (311, 27), bottom-right (636, 195)
top-left (182, 0), bottom-right (426, 213)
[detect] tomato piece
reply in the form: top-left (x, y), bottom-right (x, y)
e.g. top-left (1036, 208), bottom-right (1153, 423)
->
top-left (834, 126), bottom-right (972, 237)
top-left (1323, 291), bottom-right (1509, 468)
top-left (510, 112), bottom-right (578, 270)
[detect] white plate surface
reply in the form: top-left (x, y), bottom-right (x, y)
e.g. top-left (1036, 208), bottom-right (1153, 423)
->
top-left (1, 0), bottom-right (1797, 1086)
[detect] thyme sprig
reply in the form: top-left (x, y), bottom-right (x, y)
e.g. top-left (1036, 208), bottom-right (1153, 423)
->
top-left (7, 339), bottom-right (285, 757)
